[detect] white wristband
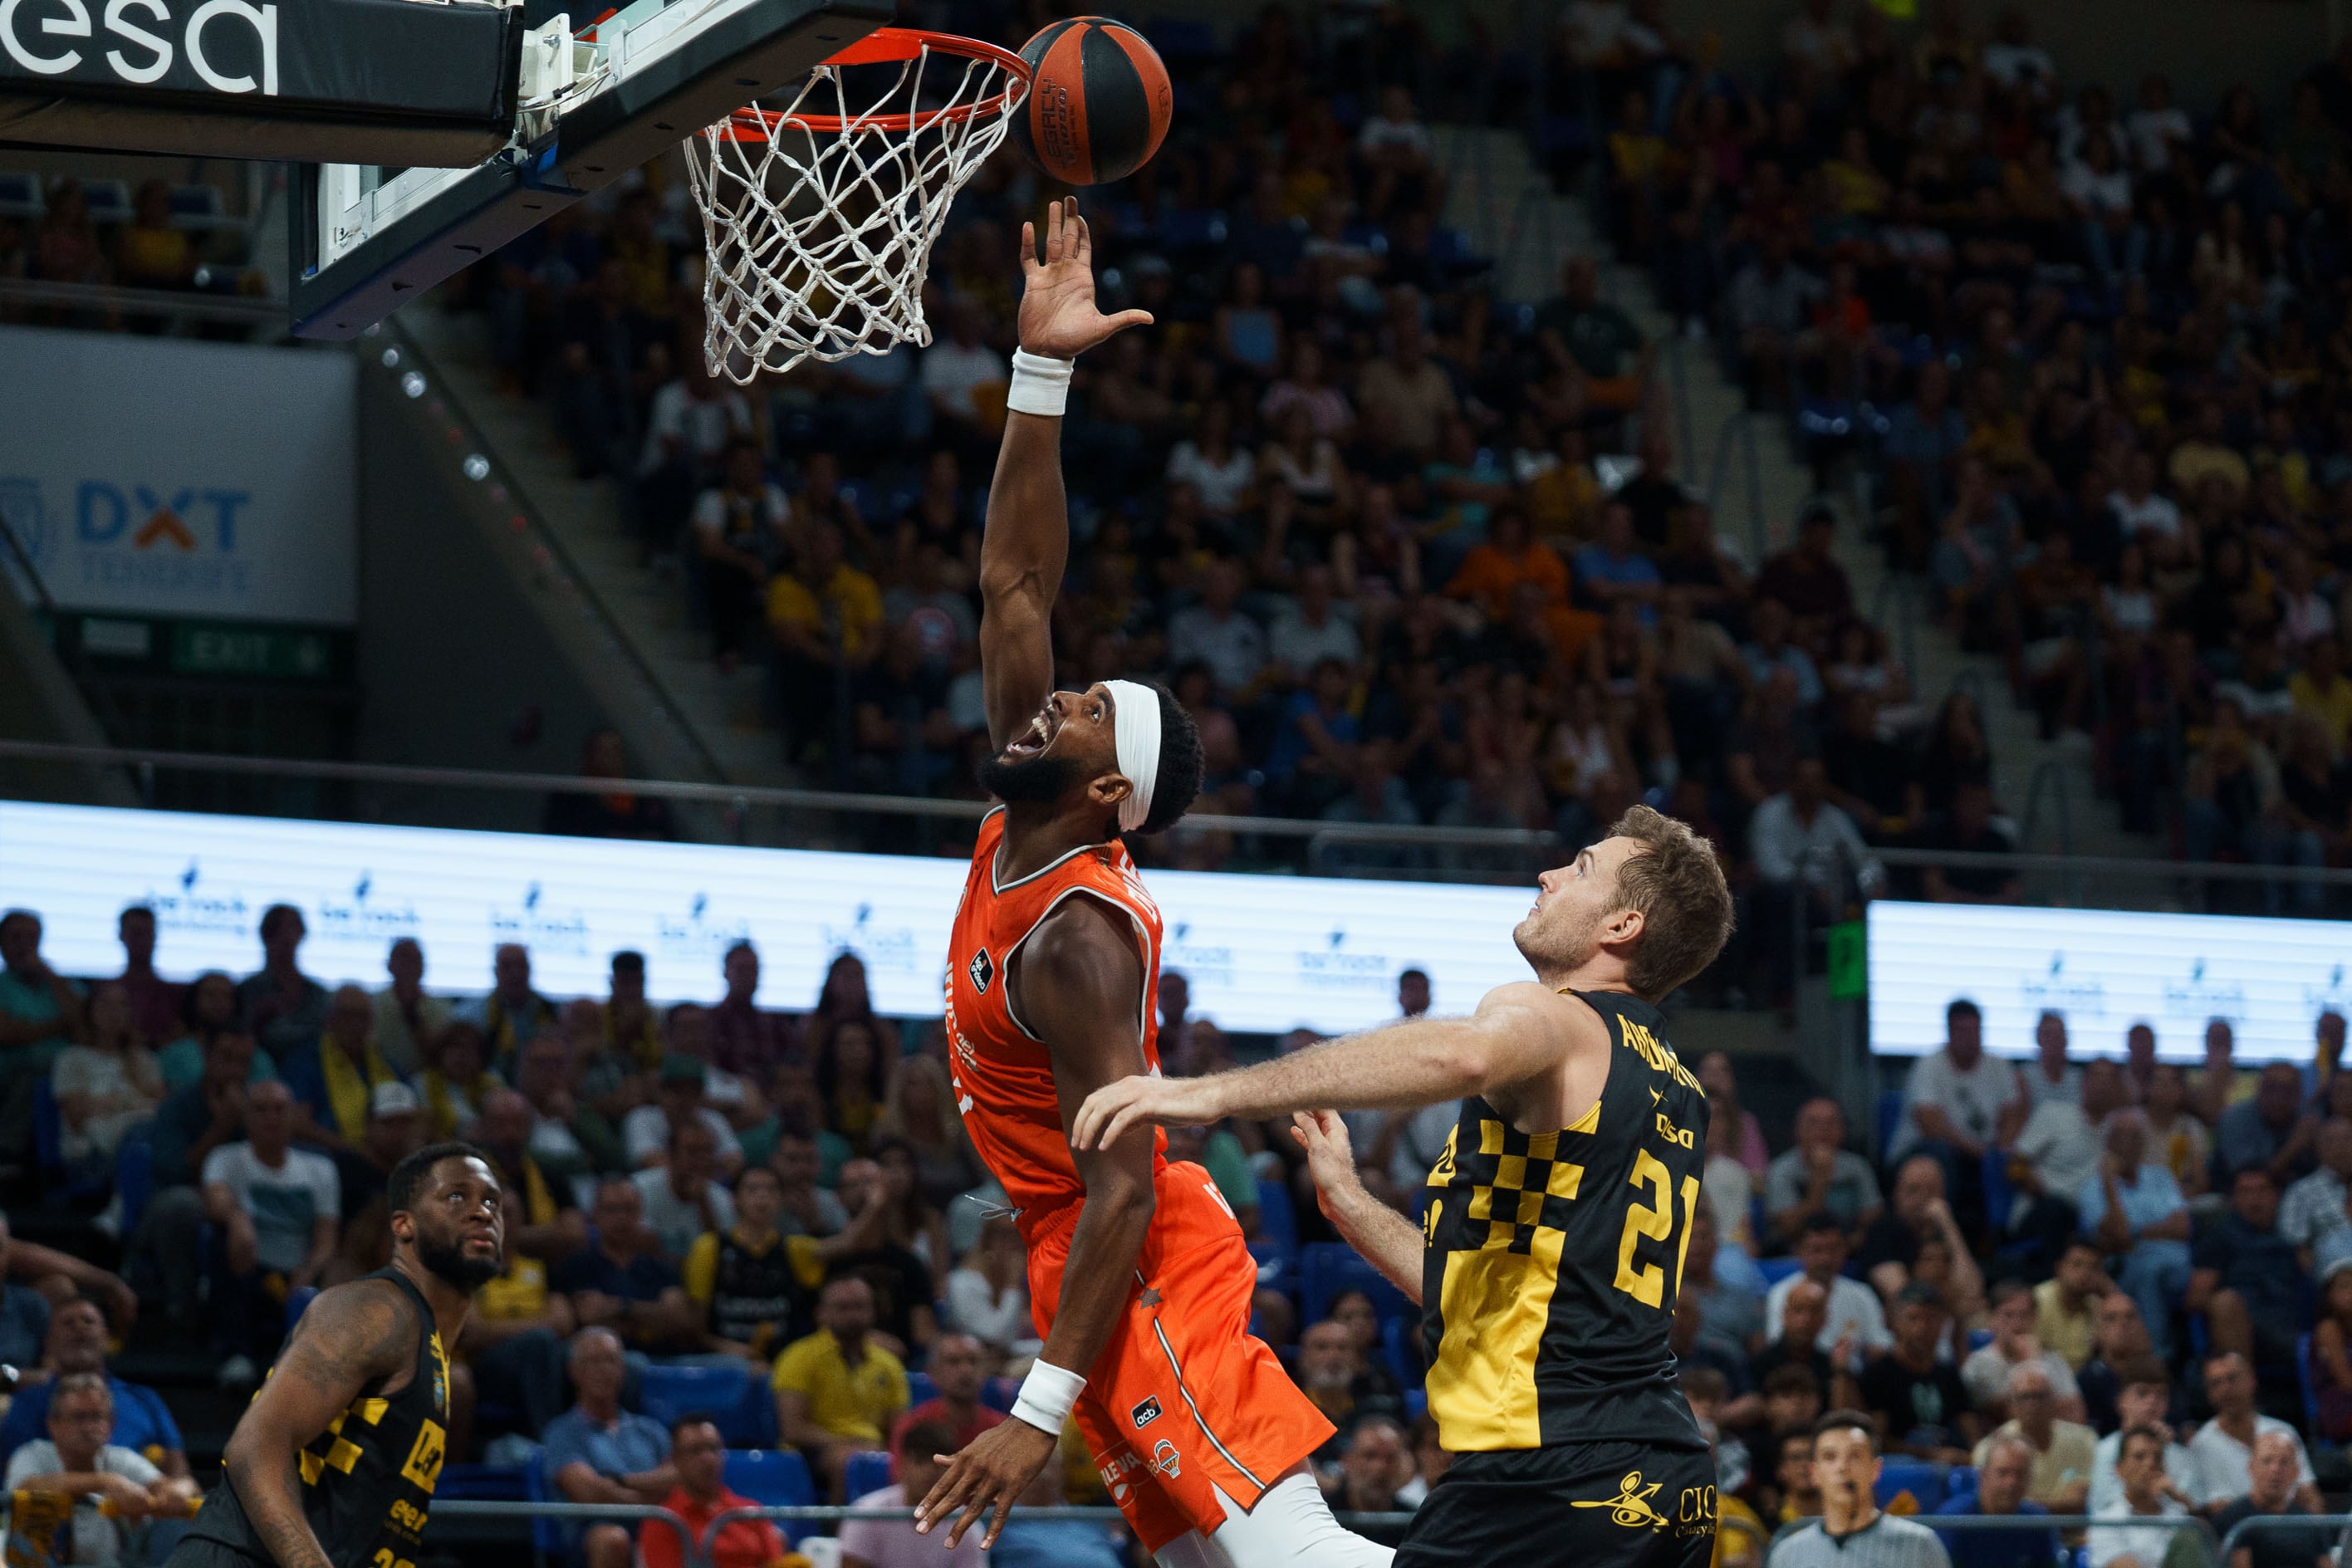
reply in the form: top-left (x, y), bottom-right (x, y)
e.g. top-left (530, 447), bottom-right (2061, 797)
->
top-left (1008, 1358), bottom-right (1086, 1435)
top-left (1006, 350), bottom-right (1073, 418)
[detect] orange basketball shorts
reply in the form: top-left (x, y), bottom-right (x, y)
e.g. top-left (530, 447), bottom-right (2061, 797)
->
top-left (1023, 1159), bottom-right (1334, 1552)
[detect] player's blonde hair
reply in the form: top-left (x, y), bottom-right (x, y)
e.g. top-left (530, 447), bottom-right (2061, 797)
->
top-left (1606, 806), bottom-right (1734, 999)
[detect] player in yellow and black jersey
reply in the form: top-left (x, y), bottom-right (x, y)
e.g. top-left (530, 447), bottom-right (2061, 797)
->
top-left (167, 1144), bottom-right (504, 1568)
top-left (1074, 805), bottom-right (1737, 1568)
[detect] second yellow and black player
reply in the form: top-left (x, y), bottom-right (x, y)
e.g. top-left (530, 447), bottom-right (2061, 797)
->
top-left (1404, 989), bottom-right (1719, 1568)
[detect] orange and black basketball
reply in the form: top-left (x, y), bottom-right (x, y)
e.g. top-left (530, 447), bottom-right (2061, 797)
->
top-left (1009, 17), bottom-right (1172, 187)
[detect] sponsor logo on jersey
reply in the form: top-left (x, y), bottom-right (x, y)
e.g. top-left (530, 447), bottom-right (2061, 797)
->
top-left (1150, 1439), bottom-right (1182, 1479)
top-left (1570, 1471), bottom-right (1666, 1530)
top-left (968, 947), bottom-right (994, 993)
top-left (1130, 1396), bottom-right (1162, 1429)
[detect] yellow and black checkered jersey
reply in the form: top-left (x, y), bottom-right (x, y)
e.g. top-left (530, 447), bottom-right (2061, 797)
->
top-left (1419, 987), bottom-right (1711, 1452)
top-left (184, 1267), bottom-right (449, 1568)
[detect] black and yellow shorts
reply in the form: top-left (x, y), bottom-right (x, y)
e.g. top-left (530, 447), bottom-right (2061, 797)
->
top-left (1396, 1439), bottom-right (1722, 1568)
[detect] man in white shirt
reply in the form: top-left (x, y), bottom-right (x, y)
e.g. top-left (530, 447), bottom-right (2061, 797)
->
top-left (2, 1373), bottom-right (198, 1566)
top-left (2278, 1115), bottom-right (2352, 1260)
top-left (2004, 1059), bottom-right (2123, 1262)
top-left (1894, 999), bottom-right (2023, 1169)
top-left (2185, 1352), bottom-right (2320, 1512)
top-left (1747, 758), bottom-right (1882, 919)
top-left (2090, 1423), bottom-right (2193, 1568)
top-left (2088, 1360), bottom-right (2201, 1516)
top-left (2021, 1012), bottom-right (2083, 1106)
top-left (1764, 1213), bottom-right (1893, 1369)
top-left (199, 1080), bottom-right (340, 1383)
top-left (1962, 1279), bottom-right (2082, 1420)
top-left (918, 301), bottom-right (1008, 439)
top-left (2105, 452), bottom-right (2186, 565)
top-left (1265, 564), bottom-right (1361, 685)
top-left (630, 1118), bottom-right (737, 1264)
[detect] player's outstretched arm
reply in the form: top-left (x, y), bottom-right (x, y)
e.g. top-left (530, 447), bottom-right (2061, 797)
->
top-left (977, 198), bottom-right (1154, 750)
top-left (916, 896), bottom-right (1156, 1549)
top-left (1073, 982), bottom-right (1583, 1148)
top-left (1291, 1111), bottom-right (1423, 1306)
top-left (220, 1278), bottom-right (418, 1568)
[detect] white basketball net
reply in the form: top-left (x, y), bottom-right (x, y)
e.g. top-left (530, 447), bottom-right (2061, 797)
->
top-left (686, 40), bottom-right (1026, 385)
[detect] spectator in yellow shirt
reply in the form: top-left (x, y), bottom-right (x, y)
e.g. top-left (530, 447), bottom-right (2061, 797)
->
top-left (767, 520), bottom-right (884, 766)
top-left (771, 1276), bottom-right (909, 1501)
top-left (2290, 636), bottom-right (2352, 756)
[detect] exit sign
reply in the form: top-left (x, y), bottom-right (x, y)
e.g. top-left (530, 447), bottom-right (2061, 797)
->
top-left (170, 623), bottom-right (336, 679)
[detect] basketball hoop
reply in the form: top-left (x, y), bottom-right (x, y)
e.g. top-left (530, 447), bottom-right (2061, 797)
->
top-left (686, 27), bottom-right (1030, 384)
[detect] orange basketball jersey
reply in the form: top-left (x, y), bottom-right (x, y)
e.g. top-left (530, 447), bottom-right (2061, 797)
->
top-left (943, 806), bottom-right (1167, 1228)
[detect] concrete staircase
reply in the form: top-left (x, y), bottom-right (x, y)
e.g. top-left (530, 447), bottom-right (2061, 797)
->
top-left (399, 302), bottom-right (794, 791)
top-left (1435, 125), bottom-right (2158, 866)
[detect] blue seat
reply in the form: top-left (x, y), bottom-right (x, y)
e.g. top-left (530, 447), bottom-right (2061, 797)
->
top-left (285, 1285), bottom-right (320, 1335)
top-left (1877, 1090), bottom-right (1907, 1161)
top-left (522, 1448), bottom-right (566, 1563)
top-left (844, 1448), bottom-right (895, 1501)
top-left (1755, 1256), bottom-right (1804, 1288)
top-left (1944, 1466), bottom-right (1977, 1503)
top-left (1379, 1314), bottom-right (1419, 1389)
top-left (1256, 1178), bottom-right (1299, 1258)
top-left (981, 1376), bottom-right (1016, 1414)
top-left (2297, 1334), bottom-right (2320, 1433)
top-left (1966, 1328), bottom-right (1993, 1353)
top-left (724, 1448), bottom-right (815, 1543)
top-left (1299, 1243), bottom-right (1410, 1330)
top-left (1874, 1461), bottom-right (1943, 1511)
top-left (1403, 1387), bottom-right (1427, 1425)
top-left (907, 1371), bottom-right (938, 1407)
top-left (116, 1134), bottom-right (154, 1235)
top-left (639, 1364), bottom-right (770, 1447)
top-left (1982, 1147), bottom-right (2016, 1233)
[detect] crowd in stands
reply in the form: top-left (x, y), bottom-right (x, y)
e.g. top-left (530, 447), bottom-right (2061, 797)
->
top-left (1574, 0), bottom-right (2352, 904)
top-left (453, 0), bottom-right (2036, 1008)
top-left (10, 878), bottom-right (2352, 1566)
top-left (0, 898), bottom-right (1430, 1566)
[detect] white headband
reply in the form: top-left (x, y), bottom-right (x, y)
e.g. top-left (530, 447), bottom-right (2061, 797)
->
top-left (1102, 679), bottom-right (1163, 834)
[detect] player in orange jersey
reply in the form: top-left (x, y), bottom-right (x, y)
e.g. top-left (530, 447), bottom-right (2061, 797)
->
top-left (909, 201), bottom-right (1393, 1568)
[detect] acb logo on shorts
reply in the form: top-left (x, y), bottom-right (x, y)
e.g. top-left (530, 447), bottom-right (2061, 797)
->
top-left (967, 948), bottom-right (994, 993)
top-left (1130, 1396), bottom-right (1162, 1429)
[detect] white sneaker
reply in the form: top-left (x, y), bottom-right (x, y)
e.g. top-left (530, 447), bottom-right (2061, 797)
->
top-left (218, 1355), bottom-right (258, 1390)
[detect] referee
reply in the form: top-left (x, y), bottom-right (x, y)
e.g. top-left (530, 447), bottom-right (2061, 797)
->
top-left (1771, 1413), bottom-right (1951, 1568)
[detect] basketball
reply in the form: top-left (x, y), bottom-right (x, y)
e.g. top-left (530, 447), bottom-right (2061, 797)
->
top-left (1009, 17), bottom-right (1172, 187)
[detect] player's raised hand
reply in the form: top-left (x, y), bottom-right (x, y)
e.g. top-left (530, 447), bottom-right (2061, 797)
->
top-left (913, 1414), bottom-right (1058, 1548)
top-left (1071, 1072), bottom-right (1223, 1150)
top-left (1017, 197), bottom-right (1153, 360)
top-left (1289, 1110), bottom-right (1367, 1221)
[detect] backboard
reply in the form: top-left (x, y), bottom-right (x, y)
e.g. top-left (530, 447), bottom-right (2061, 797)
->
top-left (289, 0), bottom-right (889, 340)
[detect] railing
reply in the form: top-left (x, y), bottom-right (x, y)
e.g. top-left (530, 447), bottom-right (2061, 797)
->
top-left (1703, 412), bottom-right (1771, 565)
top-left (0, 277), bottom-right (287, 331)
top-left (1766, 1510), bottom-right (2218, 1561)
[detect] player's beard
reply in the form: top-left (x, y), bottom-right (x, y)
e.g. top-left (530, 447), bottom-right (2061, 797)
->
top-left (979, 747), bottom-right (1081, 804)
top-left (415, 1226), bottom-right (502, 1291)
top-left (1513, 896), bottom-right (1607, 978)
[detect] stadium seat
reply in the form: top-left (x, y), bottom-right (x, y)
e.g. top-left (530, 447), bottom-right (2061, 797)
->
top-left (1874, 1461), bottom-right (1943, 1512)
top-left (78, 179), bottom-right (132, 225)
top-left (724, 1448), bottom-right (815, 1543)
top-left (31, 1076), bottom-right (62, 1179)
top-left (285, 1285), bottom-right (320, 1334)
top-left (980, 1376), bottom-right (1017, 1414)
top-left (522, 1448), bottom-right (566, 1564)
top-left (844, 1448), bottom-right (895, 1500)
top-left (1256, 1178), bottom-right (1299, 1259)
top-left (1379, 1314), bottom-right (1419, 1388)
top-left (1966, 1328), bottom-right (1993, 1353)
top-left (638, 1363), bottom-right (770, 1446)
top-left (908, 1371), bottom-right (938, 1407)
top-left (116, 1134), bottom-right (154, 1235)
top-left (1404, 1387), bottom-right (1427, 1425)
top-left (2297, 1334), bottom-right (2320, 1433)
top-left (1754, 1256), bottom-right (1803, 1288)
top-left (1299, 1243), bottom-right (1411, 1329)
top-left (1877, 1091), bottom-right (1906, 1161)
top-left (1944, 1467), bottom-right (1977, 1504)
